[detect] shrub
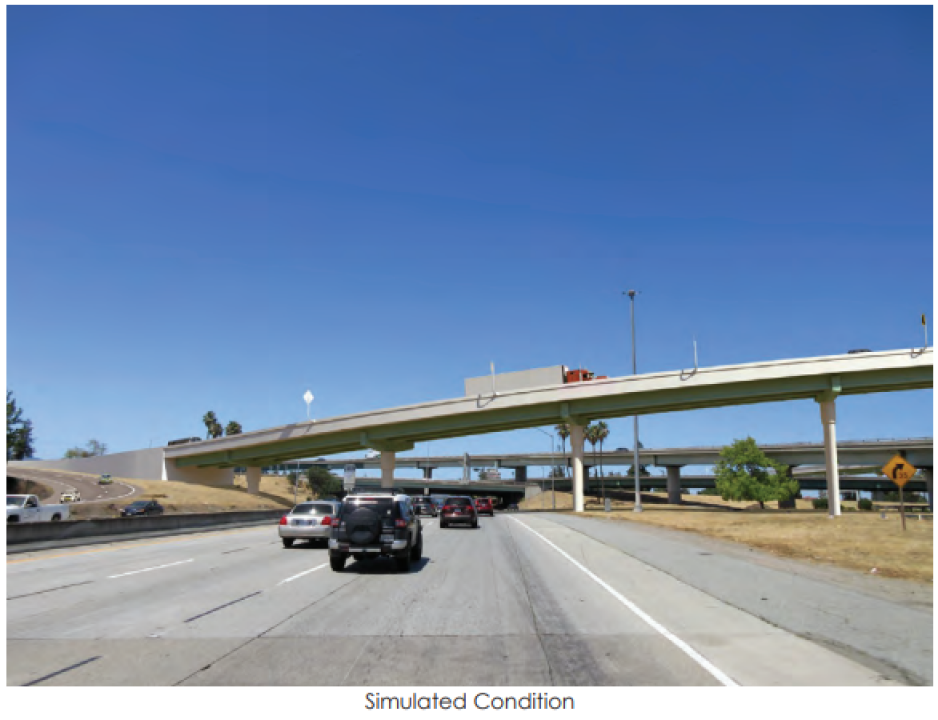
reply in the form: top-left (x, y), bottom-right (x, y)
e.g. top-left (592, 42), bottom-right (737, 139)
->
top-left (858, 498), bottom-right (873, 511)
top-left (812, 498), bottom-right (829, 510)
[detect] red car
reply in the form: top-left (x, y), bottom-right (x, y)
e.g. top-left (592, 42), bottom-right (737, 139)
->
top-left (475, 498), bottom-right (494, 516)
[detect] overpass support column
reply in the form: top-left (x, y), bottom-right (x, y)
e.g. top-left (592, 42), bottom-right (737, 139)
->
top-left (570, 423), bottom-right (586, 512)
top-left (246, 466), bottom-right (261, 495)
top-left (514, 467), bottom-right (527, 482)
top-left (665, 466), bottom-right (683, 505)
top-left (380, 451), bottom-right (396, 488)
top-left (924, 467), bottom-right (934, 512)
top-left (422, 466), bottom-right (434, 480)
top-left (817, 395), bottom-right (841, 517)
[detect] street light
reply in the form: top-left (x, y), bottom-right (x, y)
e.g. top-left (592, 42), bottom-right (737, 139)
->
top-left (534, 427), bottom-right (557, 510)
top-left (625, 289), bottom-right (643, 513)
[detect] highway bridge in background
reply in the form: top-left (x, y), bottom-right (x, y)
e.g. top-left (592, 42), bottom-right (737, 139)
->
top-left (15, 348), bottom-right (933, 516)
top-left (293, 438), bottom-right (933, 476)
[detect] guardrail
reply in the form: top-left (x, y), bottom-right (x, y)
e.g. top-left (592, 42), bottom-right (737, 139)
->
top-left (6, 509), bottom-right (287, 546)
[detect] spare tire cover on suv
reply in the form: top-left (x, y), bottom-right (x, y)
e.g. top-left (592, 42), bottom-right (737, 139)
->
top-left (344, 506), bottom-right (384, 545)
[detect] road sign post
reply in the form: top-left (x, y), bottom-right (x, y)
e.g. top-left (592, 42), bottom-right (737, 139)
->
top-left (343, 464), bottom-right (356, 494)
top-left (882, 454), bottom-right (916, 531)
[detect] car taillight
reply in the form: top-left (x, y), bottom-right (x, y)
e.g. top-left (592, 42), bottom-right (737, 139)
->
top-left (279, 515), bottom-right (288, 525)
top-left (395, 518), bottom-right (407, 528)
top-left (321, 516), bottom-right (332, 526)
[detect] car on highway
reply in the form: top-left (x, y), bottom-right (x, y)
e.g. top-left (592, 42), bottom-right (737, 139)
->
top-left (328, 489), bottom-right (423, 572)
top-left (440, 496), bottom-right (479, 528)
top-left (279, 500), bottom-right (342, 548)
top-left (7, 495), bottom-right (70, 523)
top-left (60, 491), bottom-right (81, 503)
top-left (412, 497), bottom-right (438, 517)
top-left (475, 497), bottom-right (494, 516)
top-left (120, 500), bottom-right (164, 517)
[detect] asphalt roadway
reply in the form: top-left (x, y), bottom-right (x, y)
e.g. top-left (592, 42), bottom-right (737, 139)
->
top-left (7, 512), bottom-right (931, 686)
top-left (8, 468), bottom-right (138, 505)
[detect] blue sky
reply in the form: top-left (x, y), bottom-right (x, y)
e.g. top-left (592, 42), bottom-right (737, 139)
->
top-left (6, 6), bottom-right (933, 476)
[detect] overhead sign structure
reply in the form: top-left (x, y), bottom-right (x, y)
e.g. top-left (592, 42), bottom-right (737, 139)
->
top-left (882, 454), bottom-right (916, 487)
top-left (343, 463), bottom-right (356, 492)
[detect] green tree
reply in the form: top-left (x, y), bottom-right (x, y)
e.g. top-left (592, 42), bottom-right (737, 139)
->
top-left (306, 466), bottom-right (342, 498)
top-left (713, 437), bottom-right (798, 510)
top-left (555, 423), bottom-right (570, 477)
top-left (202, 411), bottom-right (223, 439)
top-left (225, 421), bottom-right (243, 436)
top-left (595, 421), bottom-right (610, 497)
top-left (64, 438), bottom-right (108, 459)
top-left (585, 423), bottom-right (601, 478)
top-left (6, 391), bottom-right (35, 460)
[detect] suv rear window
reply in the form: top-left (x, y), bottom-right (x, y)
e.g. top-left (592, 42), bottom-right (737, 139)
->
top-left (340, 498), bottom-right (397, 518)
top-left (292, 503), bottom-right (335, 515)
top-left (445, 497), bottom-right (472, 507)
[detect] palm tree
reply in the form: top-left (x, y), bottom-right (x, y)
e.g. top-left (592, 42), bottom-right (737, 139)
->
top-left (225, 420), bottom-right (243, 436)
top-left (595, 421), bottom-right (610, 499)
top-left (555, 423), bottom-right (570, 477)
top-left (203, 411), bottom-right (219, 440)
top-left (585, 423), bottom-right (600, 481)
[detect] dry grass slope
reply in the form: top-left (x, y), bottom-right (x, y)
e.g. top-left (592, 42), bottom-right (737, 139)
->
top-left (521, 490), bottom-right (933, 583)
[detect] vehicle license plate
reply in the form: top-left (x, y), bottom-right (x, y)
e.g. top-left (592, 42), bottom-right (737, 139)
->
top-left (380, 534), bottom-right (394, 543)
top-left (295, 519), bottom-right (312, 526)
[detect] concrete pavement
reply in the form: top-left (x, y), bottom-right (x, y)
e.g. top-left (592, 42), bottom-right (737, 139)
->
top-left (7, 513), bottom-right (923, 686)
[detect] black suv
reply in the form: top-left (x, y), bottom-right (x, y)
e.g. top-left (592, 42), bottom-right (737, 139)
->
top-left (328, 490), bottom-right (423, 572)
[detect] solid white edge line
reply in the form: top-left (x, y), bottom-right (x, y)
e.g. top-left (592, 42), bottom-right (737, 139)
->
top-left (508, 516), bottom-right (739, 687)
top-left (107, 558), bottom-right (194, 579)
top-left (278, 562), bottom-right (328, 585)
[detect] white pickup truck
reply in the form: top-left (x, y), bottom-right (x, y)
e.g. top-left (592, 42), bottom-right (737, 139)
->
top-left (7, 494), bottom-right (70, 523)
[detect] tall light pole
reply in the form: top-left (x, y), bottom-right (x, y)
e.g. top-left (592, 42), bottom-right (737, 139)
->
top-left (626, 290), bottom-right (643, 513)
top-left (534, 428), bottom-right (557, 510)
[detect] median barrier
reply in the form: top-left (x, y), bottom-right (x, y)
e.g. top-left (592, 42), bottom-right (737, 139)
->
top-left (5, 509), bottom-right (287, 546)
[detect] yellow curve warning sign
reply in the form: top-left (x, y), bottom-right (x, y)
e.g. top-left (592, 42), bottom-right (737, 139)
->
top-left (882, 454), bottom-right (916, 487)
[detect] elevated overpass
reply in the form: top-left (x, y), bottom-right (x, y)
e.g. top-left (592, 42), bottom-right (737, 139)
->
top-left (295, 438), bottom-right (933, 476)
top-left (16, 349), bottom-right (930, 517)
top-left (161, 348), bottom-right (931, 516)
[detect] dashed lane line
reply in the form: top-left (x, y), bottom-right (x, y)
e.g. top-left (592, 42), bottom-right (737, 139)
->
top-left (277, 562), bottom-right (328, 585)
top-left (107, 558), bottom-right (194, 579)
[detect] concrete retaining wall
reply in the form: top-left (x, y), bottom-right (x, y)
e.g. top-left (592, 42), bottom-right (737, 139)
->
top-left (10, 448), bottom-right (165, 482)
top-left (6, 509), bottom-right (285, 545)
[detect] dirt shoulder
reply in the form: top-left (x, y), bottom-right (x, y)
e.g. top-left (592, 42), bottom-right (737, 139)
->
top-left (522, 490), bottom-right (933, 583)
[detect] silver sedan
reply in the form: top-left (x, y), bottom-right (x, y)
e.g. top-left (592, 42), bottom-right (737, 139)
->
top-left (279, 500), bottom-right (342, 548)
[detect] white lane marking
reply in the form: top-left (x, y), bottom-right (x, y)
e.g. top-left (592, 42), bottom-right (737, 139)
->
top-left (107, 559), bottom-right (194, 579)
top-left (277, 562), bottom-right (328, 585)
top-left (508, 516), bottom-right (738, 687)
